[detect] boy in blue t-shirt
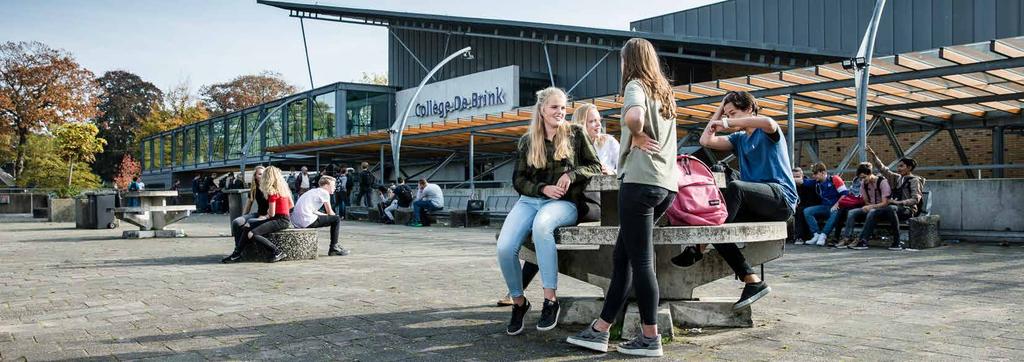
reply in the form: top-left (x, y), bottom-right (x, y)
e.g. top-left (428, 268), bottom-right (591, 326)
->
top-left (800, 163), bottom-right (849, 246)
top-left (676, 91), bottom-right (797, 311)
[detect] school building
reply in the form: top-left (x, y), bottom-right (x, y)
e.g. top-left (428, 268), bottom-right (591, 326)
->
top-left (139, 0), bottom-right (1024, 189)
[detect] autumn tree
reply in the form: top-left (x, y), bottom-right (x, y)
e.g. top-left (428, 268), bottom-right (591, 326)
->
top-left (0, 41), bottom-right (100, 179)
top-left (16, 134), bottom-right (101, 192)
top-left (200, 71), bottom-right (297, 116)
top-left (112, 154), bottom-right (141, 190)
top-left (54, 122), bottom-right (106, 187)
top-left (356, 72), bottom-right (388, 85)
top-left (92, 70), bottom-right (162, 182)
top-left (137, 79), bottom-right (209, 139)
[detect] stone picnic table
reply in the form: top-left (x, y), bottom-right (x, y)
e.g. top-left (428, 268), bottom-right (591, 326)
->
top-left (111, 190), bottom-right (195, 239)
top-left (519, 173), bottom-right (786, 337)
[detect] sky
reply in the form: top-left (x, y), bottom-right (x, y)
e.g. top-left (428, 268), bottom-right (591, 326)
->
top-left (1, 0), bottom-right (719, 94)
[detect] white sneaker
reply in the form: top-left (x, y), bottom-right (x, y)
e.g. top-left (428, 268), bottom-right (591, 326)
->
top-left (815, 234), bottom-right (827, 246)
top-left (793, 239), bottom-right (805, 245)
top-left (806, 234), bottom-right (819, 246)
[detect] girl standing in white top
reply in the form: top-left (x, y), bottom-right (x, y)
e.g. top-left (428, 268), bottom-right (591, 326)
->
top-left (571, 104), bottom-right (619, 175)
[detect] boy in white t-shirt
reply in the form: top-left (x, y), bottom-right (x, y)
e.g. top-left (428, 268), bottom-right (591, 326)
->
top-left (291, 175), bottom-right (349, 256)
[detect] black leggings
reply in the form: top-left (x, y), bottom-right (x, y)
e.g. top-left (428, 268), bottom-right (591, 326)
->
top-left (600, 183), bottom-right (676, 326)
top-left (307, 214), bottom-right (341, 249)
top-left (717, 181), bottom-right (794, 278)
top-left (242, 217), bottom-right (290, 254)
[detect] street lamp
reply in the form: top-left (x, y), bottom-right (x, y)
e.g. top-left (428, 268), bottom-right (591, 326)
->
top-left (237, 93), bottom-right (306, 178)
top-left (388, 46), bottom-right (473, 182)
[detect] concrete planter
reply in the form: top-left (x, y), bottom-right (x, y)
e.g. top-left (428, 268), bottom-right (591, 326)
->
top-left (48, 198), bottom-right (75, 222)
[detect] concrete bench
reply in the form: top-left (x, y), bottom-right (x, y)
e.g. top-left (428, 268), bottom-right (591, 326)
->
top-left (111, 204), bottom-right (196, 238)
top-left (239, 228), bottom-right (318, 262)
top-left (517, 174), bottom-right (785, 336)
top-left (825, 191), bottom-right (941, 249)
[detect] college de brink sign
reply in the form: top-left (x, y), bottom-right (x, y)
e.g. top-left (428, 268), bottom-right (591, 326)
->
top-left (414, 87), bottom-right (507, 119)
top-left (396, 65), bottom-right (519, 126)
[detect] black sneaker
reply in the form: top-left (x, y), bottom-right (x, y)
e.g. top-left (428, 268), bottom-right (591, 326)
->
top-left (888, 240), bottom-right (906, 251)
top-left (506, 299), bottom-right (531, 336)
top-left (850, 239), bottom-right (869, 250)
top-left (733, 281), bottom-right (771, 310)
top-left (670, 245), bottom-right (703, 267)
top-left (566, 320), bottom-right (609, 353)
top-left (269, 251), bottom-right (288, 263)
top-left (328, 247), bottom-right (350, 256)
top-left (617, 333), bottom-right (663, 357)
top-left (221, 252), bottom-right (241, 263)
top-left (537, 299), bottom-right (560, 331)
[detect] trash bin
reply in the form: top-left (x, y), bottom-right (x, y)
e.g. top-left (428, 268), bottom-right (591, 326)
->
top-left (76, 191), bottom-right (118, 229)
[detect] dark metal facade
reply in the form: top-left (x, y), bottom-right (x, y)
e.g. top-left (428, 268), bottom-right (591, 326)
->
top-left (631, 0), bottom-right (1024, 58)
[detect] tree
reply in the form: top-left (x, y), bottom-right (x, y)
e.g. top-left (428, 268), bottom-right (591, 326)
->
top-left (16, 134), bottom-right (101, 192)
top-left (356, 72), bottom-right (388, 85)
top-left (200, 71), bottom-right (297, 116)
top-left (112, 154), bottom-right (140, 190)
top-left (137, 79), bottom-right (209, 139)
top-left (0, 41), bottom-right (100, 179)
top-left (54, 122), bottom-right (105, 187)
top-left (92, 70), bottom-right (162, 182)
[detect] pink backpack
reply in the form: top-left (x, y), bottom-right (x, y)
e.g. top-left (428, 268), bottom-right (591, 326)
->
top-left (665, 154), bottom-right (728, 226)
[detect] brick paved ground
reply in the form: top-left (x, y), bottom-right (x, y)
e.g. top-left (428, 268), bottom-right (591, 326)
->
top-left (1, 214), bottom-right (1023, 361)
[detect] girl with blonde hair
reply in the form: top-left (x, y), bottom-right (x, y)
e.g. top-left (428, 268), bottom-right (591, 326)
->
top-left (571, 103), bottom-right (620, 174)
top-left (223, 165), bottom-right (267, 263)
top-left (567, 38), bottom-right (677, 357)
top-left (496, 87), bottom-right (602, 335)
top-left (239, 166), bottom-right (293, 263)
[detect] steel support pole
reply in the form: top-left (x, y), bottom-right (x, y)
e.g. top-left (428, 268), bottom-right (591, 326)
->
top-left (880, 117), bottom-right (905, 158)
top-left (380, 144), bottom-right (385, 183)
top-left (469, 133), bottom-right (475, 196)
top-left (543, 42), bottom-right (556, 87)
top-left (855, 0), bottom-right (887, 163)
top-left (946, 129), bottom-right (973, 178)
top-left (787, 95), bottom-right (796, 167)
top-left (993, 126), bottom-right (1005, 178)
top-left (315, 151), bottom-right (320, 172)
top-left (888, 129), bottom-right (941, 169)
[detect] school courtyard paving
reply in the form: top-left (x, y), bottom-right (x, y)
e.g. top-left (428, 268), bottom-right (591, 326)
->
top-left (1, 214), bottom-right (1022, 361)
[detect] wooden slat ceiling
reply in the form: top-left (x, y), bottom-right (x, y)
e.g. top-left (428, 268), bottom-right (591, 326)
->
top-left (268, 36), bottom-right (1024, 156)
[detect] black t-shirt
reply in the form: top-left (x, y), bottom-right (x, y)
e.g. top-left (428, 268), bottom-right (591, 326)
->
top-left (254, 188), bottom-right (270, 215)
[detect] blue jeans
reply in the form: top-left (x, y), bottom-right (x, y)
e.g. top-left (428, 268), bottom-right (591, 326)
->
top-left (411, 200), bottom-right (442, 224)
top-left (495, 196), bottom-right (577, 298)
top-left (803, 204), bottom-right (841, 235)
top-left (841, 208), bottom-right (868, 239)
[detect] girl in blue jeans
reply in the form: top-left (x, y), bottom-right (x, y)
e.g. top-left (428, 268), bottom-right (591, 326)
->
top-left (496, 87), bottom-right (602, 336)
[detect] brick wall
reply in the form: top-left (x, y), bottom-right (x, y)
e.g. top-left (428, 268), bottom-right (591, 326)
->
top-left (797, 129), bottom-right (1023, 179)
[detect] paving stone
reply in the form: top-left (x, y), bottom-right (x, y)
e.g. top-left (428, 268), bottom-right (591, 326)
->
top-left (1, 216), bottom-right (1022, 360)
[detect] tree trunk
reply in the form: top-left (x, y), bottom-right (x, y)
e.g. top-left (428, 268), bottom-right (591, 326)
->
top-left (67, 155), bottom-right (75, 187)
top-left (14, 130), bottom-right (27, 180)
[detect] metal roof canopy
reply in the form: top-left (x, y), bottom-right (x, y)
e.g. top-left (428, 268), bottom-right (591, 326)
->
top-left (268, 36), bottom-right (1023, 161)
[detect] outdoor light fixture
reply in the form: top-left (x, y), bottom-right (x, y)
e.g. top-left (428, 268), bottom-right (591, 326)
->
top-left (841, 56), bottom-right (868, 70)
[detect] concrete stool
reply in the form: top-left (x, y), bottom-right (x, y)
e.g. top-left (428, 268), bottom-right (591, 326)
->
top-left (240, 228), bottom-right (318, 262)
top-left (909, 215), bottom-right (942, 249)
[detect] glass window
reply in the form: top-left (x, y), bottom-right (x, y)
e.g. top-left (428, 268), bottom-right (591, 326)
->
top-left (211, 119), bottom-right (225, 161)
top-left (227, 116), bottom-right (241, 160)
top-left (345, 91), bottom-right (391, 135)
top-left (162, 134), bottom-right (172, 168)
top-left (141, 140), bottom-right (149, 171)
top-left (264, 107), bottom-right (283, 152)
top-left (312, 92), bottom-right (335, 140)
top-left (287, 99), bottom-right (308, 144)
top-left (197, 124), bottom-right (209, 164)
top-left (183, 128), bottom-right (194, 165)
top-left (243, 111), bottom-right (259, 154)
top-left (175, 131), bottom-right (184, 167)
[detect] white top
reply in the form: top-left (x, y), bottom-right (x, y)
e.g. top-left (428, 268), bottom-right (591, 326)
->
top-left (291, 187), bottom-right (330, 228)
top-left (137, 181), bottom-right (146, 190)
top-left (299, 173), bottom-right (310, 189)
top-left (594, 135), bottom-right (620, 173)
top-left (417, 183), bottom-right (444, 208)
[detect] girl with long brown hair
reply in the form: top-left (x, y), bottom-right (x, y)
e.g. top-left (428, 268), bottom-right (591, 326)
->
top-left (567, 38), bottom-right (677, 357)
top-left (496, 87), bottom-right (602, 336)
